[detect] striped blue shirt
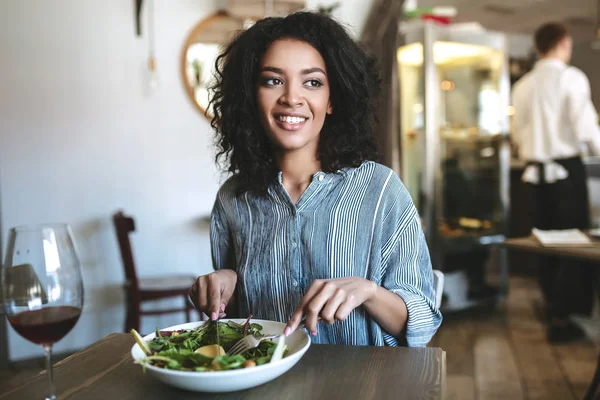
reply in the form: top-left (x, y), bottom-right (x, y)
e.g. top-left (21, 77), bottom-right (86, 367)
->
top-left (211, 161), bottom-right (442, 347)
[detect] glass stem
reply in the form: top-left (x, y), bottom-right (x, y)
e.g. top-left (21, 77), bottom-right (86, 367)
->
top-left (43, 345), bottom-right (56, 400)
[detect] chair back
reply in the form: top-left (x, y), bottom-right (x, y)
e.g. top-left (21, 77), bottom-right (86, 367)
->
top-left (432, 269), bottom-right (445, 309)
top-left (112, 211), bottom-right (139, 294)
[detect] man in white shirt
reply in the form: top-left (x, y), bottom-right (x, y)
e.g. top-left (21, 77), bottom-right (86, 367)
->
top-left (512, 22), bottom-right (600, 342)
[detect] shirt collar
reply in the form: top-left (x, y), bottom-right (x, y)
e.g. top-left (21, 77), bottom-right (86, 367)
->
top-left (276, 169), bottom-right (348, 185)
top-left (535, 58), bottom-right (567, 69)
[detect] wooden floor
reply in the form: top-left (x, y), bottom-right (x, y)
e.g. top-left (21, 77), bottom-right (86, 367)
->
top-left (430, 274), bottom-right (598, 400)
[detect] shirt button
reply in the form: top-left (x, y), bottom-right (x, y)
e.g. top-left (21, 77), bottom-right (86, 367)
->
top-left (292, 242), bottom-right (297, 249)
top-left (292, 280), bottom-right (298, 287)
top-left (318, 174), bottom-right (324, 182)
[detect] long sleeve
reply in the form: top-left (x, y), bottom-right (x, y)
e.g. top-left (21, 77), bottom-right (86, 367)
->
top-left (511, 82), bottom-right (525, 151)
top-left (566, 69), bottom-right (600, 155)
top-left (379, 177), bottom-right (442, 347)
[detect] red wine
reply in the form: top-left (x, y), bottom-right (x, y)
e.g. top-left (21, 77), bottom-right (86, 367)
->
top-left (8, 306), bottom-right (81, 345)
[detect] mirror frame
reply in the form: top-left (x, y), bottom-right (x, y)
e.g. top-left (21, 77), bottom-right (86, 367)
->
top-left (181, 10), bottom-right (244, 121)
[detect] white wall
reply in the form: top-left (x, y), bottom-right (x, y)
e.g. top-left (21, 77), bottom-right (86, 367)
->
top-left (0, 0), bottom-right (374, 361)
top-left (0, 0), bottom-right (223, 361)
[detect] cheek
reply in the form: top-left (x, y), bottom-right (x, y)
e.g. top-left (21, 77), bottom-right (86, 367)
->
top-left (309, 97), bottom-right (331, 133)
top-left (319, 89), bottom-right (331, 115)
top-left (314, 95), bottom-right (331, 119)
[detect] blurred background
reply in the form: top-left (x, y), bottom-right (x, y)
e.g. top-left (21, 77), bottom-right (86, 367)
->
top-left (1, 1), bottom-right (599, 399)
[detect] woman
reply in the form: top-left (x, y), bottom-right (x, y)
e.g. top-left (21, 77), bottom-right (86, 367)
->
top-left (189, 11), bottom-right (442, 347)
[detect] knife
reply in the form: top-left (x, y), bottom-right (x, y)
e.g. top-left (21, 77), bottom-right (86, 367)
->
top-left (215, 316), bottom-right (220, 351)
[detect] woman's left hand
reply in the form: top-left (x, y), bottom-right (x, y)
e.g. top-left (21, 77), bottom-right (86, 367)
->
top-left (284, 277), bottom-right (378, 336)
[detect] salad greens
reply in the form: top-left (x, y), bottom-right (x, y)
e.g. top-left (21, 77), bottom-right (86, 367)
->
top-left (134, 317), bottom-right (286, 372)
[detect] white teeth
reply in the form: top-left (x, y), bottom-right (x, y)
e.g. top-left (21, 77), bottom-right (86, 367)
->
top-left (278, 115), bottom-right (306, 124)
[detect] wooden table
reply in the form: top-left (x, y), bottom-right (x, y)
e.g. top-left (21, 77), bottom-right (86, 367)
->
top-left (505, 236), bottom-right (600, 264)
top-left (504, 236), bottom-right (600, 400)
top-left (0, 333), bottom-right (446, 400)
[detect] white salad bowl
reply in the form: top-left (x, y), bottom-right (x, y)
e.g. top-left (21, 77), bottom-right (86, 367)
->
top-left (130, 319), bottom-right (311, 393)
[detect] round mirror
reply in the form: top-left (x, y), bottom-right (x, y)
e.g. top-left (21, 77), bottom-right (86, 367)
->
top-left (181, 11), bottom-right (247, 120)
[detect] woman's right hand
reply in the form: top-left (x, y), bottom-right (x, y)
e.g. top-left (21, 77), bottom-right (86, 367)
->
top-left (189, 269), bottom-right (237, 321)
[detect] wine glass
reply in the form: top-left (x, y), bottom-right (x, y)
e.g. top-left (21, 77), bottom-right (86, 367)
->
top-left (1, 224), bottom-right (84, 400)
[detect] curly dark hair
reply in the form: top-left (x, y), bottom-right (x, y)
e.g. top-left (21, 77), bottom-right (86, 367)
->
top-left (209, 11), bottom-right (380, 194)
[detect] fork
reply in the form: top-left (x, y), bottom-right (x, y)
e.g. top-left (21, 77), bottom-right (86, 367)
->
top-left (226, 318), bottom-right (318, 356)
top-left (226, 332), bottom-right (280, 356)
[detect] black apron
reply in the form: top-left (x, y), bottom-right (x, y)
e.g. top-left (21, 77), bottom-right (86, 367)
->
top-left (527, 156), bottom-right (594, 319)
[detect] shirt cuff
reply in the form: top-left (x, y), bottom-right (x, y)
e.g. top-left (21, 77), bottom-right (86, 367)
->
top-left (390, 287), bottom-right (442, 347)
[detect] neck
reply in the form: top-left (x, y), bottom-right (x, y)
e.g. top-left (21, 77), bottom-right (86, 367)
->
top-left (541, 52), bottom-right (566, 64)
top-left (278, 149), bottom-right (321, 186)
top-left (277, 147), bottom-right (321, 203)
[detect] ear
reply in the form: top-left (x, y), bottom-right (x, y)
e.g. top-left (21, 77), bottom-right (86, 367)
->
top-left (558, 37), bottom-right (567, 49)
top-left (559, 36), bottom-right (571, 50)
top-left (327, 100), bottom-right (333, 115)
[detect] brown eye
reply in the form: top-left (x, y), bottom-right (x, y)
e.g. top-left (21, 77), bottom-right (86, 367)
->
top-left (262, 77), bottom-right (283, 86)
top-left (305, 79), bottom-right (323, 88)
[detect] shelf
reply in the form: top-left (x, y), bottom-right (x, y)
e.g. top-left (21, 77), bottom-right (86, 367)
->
top-left (440, 232), bottom-right (505, 254)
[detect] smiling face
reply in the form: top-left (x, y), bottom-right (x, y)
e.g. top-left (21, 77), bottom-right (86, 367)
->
top-left (257, 38), bottom-right (333, 156)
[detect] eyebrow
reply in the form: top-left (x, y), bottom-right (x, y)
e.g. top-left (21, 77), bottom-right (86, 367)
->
top-left (260, 66), bottom-right (327, 75)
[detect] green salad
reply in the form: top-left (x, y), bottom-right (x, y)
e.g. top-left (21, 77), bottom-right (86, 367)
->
top-left (132, 317), bottom-right (287, 372)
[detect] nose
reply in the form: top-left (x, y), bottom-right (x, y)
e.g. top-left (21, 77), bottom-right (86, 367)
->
top-left (278, 83), bottom-right (304, 107)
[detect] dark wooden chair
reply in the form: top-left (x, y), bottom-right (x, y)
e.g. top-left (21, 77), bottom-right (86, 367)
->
top-left (112, 211), bottom-right (198, 333)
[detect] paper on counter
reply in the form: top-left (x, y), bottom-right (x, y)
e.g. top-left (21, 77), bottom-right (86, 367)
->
top-left (532, 228), bottom-right (593, 246)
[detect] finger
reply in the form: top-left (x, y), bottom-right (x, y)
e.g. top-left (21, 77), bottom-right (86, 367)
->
top-left (188, 280), bottom-right (198, 309)
top-left (297, 280), bottom-right (326, 309)
top-left (320, 288), bottom-right (347, 324)
top-left (190, 277), bottom-right (208, 313)
top-left (285, 280), bottom-right (326, 334)
top-left (207, 274), bottom-right (222, 320)
top-left (285, 308), bottom-right (305, 336)
top-left (304, 301), bottom-right (322, 336)
top-left (335, 299), bottom-right (357, 322)
top-left (197, 277), bottom-right (208, 311)
top-left (220, 282), bottom-right (235, 309)
top-left (304, 283), bottom-right (336, 334)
